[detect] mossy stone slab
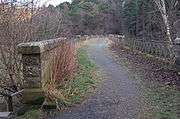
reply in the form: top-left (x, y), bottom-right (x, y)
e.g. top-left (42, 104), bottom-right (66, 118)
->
top-left (22, 88), bottom-right (44, 105)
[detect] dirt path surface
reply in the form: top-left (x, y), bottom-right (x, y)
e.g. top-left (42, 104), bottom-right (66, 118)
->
top-left (52, 38), bottom-right (143, 119)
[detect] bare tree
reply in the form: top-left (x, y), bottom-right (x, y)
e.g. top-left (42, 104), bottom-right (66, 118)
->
top-left (153, 0), bottom-right (172, 43)
top-left (0, 0), bottom-right (41, 111)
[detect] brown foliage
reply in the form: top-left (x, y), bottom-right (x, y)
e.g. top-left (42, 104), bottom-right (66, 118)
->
top-left (51, 41), bottom-right (77, 84)
top-left (43, 41), bottom-right (77, 104)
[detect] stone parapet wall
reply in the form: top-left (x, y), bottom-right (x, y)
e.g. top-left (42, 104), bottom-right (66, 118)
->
top-left (17, 35), bottom-right (94, 89)
top-left (18, 37), bottom-right (68, 89)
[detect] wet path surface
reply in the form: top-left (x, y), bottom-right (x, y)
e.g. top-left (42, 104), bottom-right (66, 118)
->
top-left (55, 38), bottom-right (142, 119)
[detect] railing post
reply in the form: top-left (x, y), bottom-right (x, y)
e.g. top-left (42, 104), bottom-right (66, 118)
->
top-left (7, 96), bottom-right (13, 112)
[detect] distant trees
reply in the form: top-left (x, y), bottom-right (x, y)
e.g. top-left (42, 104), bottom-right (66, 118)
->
top-left (121, 0), bottom-right (180, 41)
top-left (60, 0), bottom-right (124, 35)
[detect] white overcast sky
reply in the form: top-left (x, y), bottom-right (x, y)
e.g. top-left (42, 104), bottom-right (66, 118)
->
top-left (40, 0), bottom-right (71, 6)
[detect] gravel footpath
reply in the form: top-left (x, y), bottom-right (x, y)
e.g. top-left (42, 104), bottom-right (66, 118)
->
top-left (51, 38), bottom-right (143, 119)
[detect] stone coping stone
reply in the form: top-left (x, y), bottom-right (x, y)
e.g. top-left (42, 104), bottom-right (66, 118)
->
top-left (17, 37), bottom-right (67, 54)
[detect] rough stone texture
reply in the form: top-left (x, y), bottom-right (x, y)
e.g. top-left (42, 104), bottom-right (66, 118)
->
top-left (18, 38), bottom-right (66, 89)
top-left (17, 37), bottom-right (70, 103)
top-left (22, 54), bottom-right (41, 88)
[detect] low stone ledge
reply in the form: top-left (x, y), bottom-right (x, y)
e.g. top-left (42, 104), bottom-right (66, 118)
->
top-left (17, 37), bottom-right (66, 54)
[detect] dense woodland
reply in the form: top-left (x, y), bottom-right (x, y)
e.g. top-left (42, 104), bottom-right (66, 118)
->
top-left (0, 0), bottom-right (180, 113)
top-left (1, 0), bottom-right (180, 41)
top-left (39, 0), bottom-right (180, 41)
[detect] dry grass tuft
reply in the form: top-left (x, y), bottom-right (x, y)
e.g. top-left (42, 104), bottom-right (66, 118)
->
top-left (43, 40), bottom-right (77, 106)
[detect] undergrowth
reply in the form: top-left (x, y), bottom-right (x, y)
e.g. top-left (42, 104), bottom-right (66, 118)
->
top-left (142, 82), bottom-right (180, 119)
top-left (16, 106), bottom-right (41, 119)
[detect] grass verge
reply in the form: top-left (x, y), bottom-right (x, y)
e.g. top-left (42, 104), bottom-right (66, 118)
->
top-left (16, 109), bottom-right (40, 119)
top-left (61, 48), bottom-right (101, 105)
top-left (141, 82), bottom-right (180, 119)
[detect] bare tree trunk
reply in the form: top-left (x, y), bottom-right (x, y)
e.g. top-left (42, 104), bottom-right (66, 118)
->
top-left (153, 0), bottom-right (172, 43)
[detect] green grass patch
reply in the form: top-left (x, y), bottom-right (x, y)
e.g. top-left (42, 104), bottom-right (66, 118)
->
top-left (61, 48), bottom-right (101, 105)
top-left (16, 110), bottom-right (40, 119)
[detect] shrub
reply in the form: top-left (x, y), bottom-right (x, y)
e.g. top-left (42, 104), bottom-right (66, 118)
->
top-left (51, 41), bottom-right (77, 83)
top-left (43, 41), bottom-right (77, 106)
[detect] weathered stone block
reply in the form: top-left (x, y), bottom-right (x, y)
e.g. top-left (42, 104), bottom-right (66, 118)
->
top-left (23, 77), bottom-right (41, 88)
top-left (22, 54), bottom-right (40, 66)
top-left (22, 88), bottom-right (44, 104)
top-left (23, 66), bottom-right (41, 77)
top-left (17, 37), bottom-right (67, 102)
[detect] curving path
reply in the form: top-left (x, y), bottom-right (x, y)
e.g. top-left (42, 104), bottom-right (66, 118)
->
top-left (54, 38), bottom-right (143, 119)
